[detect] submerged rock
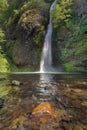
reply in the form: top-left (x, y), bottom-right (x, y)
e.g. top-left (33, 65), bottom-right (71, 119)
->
top-left (73, 125), bottom-right (83, 130)
top-left (0, 78), bottom-right (6, 82)
top-left (19, 126), bottom-right (29, 130)
top-left (11, 80), bottom-right (23, 86)
top-left (31, 94), bottom-right (37, 101)
top-left (54, 109), bottom-right (66, 122)
top-left (32, 102), bottom-right (54, 123)
top-left (40, 124), bottom-right (54, 130)
top-left (12, 116), bottom-right (27, 130)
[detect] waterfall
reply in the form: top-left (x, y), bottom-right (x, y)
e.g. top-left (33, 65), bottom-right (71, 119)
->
top-left (40, 0), bottom-right (56, 72)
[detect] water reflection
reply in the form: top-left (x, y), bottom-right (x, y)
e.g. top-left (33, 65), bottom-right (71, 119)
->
top-left (0, 73), bottom-right (87, 130)
top-left (40, 73), bottom-right (54, 81)
top-left (36, 73), bottom-right (57, 101)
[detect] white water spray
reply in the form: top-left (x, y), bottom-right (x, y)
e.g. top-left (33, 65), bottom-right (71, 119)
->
top-left (40, 0), bottom-right (56, 72)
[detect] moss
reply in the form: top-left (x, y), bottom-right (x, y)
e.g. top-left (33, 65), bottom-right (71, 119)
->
top-left (0, 28), bottom-right (6, 42)
top-left (6, 41), bottom-right (14, 59)
top-left (0, 86), bottom-right (11, 98)
top-left (0, 48), bottom-right (9, 72)
top-left (64, 60), bottom-right (87, 72)
top-left (15, 66), bottom-right (36, 72)
top-left (75, 40), bottom-right (87, 56)
top-left (36, 26), bottom-right (44, 46)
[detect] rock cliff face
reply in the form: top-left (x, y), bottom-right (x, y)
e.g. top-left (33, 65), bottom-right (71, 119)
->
top-left (13, 12), bottom-right (45, 67)
top-left (6, 0), bottom-right (50, 69)
top-left (74, 0), bottom-right (87, 18)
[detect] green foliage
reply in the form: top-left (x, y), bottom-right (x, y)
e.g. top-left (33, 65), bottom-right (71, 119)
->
top-left (53, 0), bottom-right (73, 28)
top-left (75, 19), bottom-right (87, 37)
top-left (75, 39), bottom-right (87, 58)
top-left (0, 33), bottom-right (17, 72)
top-left (0, 47), bottom-right (9, 72)
top-left (44, 0), bottom-right (53, 3)
top-left (6, 0), bottom-right (21, 19)
top-left (66, 18), bottom-right (87, 48)
top-left (52, 0), bottom-right (87, 71)
top-left (0, 28), bottom-right (9, 72)
top-left (0, 86), bottom-right (11, 98)
top-left (64, 62), bottom-right (75, 71)
top-left (6, 41), bottom-right (14, 59)
top-left (64, 61), bottom-right (86, 72)
top-left (0, 0), bottom-right (46, 25)
top-left (0, 0), bottom-right (8, 23)
top-left (36, 32), bottom-right (43, 45)
top-left (63, 18), bottom-right (87, 71)
top-left (0, 0), bottom-right (23, 25)
top-left (28, 0), bottom-right (45, 10)
top-left (0, 28), bottom-right (6, 43)
top-left (20, 0), bottom-right (45, 13)
top-left (36, 26), bottom-right (44, 45)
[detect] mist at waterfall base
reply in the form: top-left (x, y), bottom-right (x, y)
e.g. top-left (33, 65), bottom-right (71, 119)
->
top-left (40, 0), bottom-right (57, 73)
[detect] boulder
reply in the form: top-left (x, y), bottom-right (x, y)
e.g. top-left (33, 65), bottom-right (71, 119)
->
top-left (32, 102), bottom-right (54, 123)
top-left (11, 80), bottom-right (23, 86)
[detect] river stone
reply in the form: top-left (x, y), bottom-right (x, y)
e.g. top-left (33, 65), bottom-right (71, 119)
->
top-left (0, 78), bottom-right (6, 81)
top-left (61, 122), bottom-right (73, 130)
top-left (32, 102), bottom-right (54, 123)
top-left (73, 125), bottom-right (83, 130)
top-left (11, 80), bottom-right (22, 86)
top-left (12, 116), bottom-right (27, 129)
top-left (40, 124), bottom-right (54, 130)
top-left (81, 101), bottom-right (87, 107)
top-left (19, 126), bottom-right (29, 130)
top-left (54, 109), bottom-right (66, 122)
top-left (71, 89), bottom-right (82, 93)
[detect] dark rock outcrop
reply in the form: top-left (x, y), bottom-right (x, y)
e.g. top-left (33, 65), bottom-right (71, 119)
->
top-left (74, 0), bottom-right (87, 18)
top-left (0, 78), bottom-right (6, 82)
top-left (75, 59), bottom-right (87, 67)
top-left (13, 12), bottom-right (46, 67)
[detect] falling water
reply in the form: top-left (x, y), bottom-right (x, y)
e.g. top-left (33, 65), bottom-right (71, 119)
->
top-left (40, 0), bottom-right (56, 72)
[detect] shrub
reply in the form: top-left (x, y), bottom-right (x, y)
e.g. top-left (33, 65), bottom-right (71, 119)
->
top-left (53, 0), bottom-right (73, 28)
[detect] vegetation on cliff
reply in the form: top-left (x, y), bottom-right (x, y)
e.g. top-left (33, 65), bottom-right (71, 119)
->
top-left (52, 0), bottom-right (87, 71)
top-left (0, 0), bottom-right (87, 72)
top-left (0, 0), bottom-right (51, 71)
